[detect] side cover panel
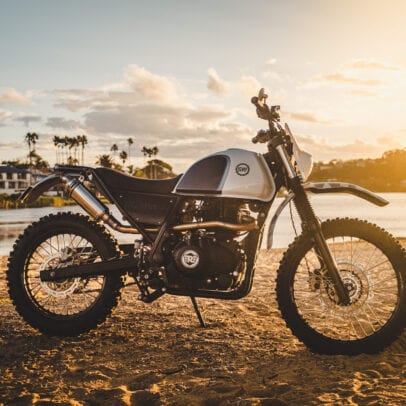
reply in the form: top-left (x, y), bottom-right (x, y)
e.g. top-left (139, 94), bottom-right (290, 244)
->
top-left (175, 149), bottom-right (276, 201)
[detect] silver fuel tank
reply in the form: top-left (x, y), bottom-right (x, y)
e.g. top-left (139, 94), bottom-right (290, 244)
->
top-left (173, 148), bottom-right (276, 201)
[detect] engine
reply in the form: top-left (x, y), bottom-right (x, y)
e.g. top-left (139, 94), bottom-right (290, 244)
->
top-left (166, 233), bottom-right (244, 291)
top-left (164, 198), bottom-right (254, 291)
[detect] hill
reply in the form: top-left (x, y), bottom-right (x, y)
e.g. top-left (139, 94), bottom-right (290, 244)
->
top-left (308, 149), bottom-right (406, 192)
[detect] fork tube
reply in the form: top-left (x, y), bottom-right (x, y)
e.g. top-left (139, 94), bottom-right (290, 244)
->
top-left (290, 178), bottom-right (350, 305)
top-left (275, 143), bottom-right (350, 304)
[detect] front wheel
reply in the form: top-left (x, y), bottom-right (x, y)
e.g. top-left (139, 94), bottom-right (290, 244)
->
top-left (276, 218), bottom-right (406, 354)
top-left (7, 213), bottom-right (124, 336)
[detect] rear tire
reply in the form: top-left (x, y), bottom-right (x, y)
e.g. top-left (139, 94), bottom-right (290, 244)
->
top-left (276, 218), bottom-right (406, 354)
top-left (7, 213), bottom-right (124, 336)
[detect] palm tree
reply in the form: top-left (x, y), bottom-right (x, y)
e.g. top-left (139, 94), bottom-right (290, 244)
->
top-left (96, 154), bottom-right (113, 168)
top-left (25, 132), bottom-right (39, 183)
top-left (127, 137), bottom-right (134, 163)
top-left (141, 146), bottom-right (159, 178)
top-left (151, 146), bottom-right (159, 179)
top-left (53, 135), bottom-right (60, 165)
top-left (67, 137), bottom-right (75, 165)
top-left (77, 135), bottom-right (88, 165)
top-left (127, 164), bottom-right (134, 175)
top-left (141, 146), bottom-right (150, 165)
top-left (63, 136), bottom-right (69, 164)
top-left (119, 150), bottom-right (128, 166)
top-left (111, 144), bottom-right (118, 157)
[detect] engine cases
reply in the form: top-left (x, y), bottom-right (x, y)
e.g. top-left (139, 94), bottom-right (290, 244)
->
top-left (174, 149), bottom-right (276, 202)
top-left (167, 238), bottom-right (243, 291)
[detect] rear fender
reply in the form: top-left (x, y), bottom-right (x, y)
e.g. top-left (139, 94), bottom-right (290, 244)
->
top-left (19, 174), bottom-right (62, 204)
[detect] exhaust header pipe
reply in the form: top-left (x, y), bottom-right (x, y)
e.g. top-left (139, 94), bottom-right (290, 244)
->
top-left (172, 220), bottom-right (257, 232)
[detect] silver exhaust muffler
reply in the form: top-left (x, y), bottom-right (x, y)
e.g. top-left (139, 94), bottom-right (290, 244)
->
top-left (63, 177), bottom-right (151, 234)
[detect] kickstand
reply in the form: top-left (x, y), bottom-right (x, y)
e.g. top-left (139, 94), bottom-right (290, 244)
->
top-left (190, 296), bottom-right (206, 328)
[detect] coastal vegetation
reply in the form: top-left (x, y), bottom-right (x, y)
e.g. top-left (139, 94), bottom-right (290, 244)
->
top-left (308, 148), bottom-right (406, 192)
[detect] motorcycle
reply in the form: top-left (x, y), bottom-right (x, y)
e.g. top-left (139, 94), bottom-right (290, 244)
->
top-left (7, 89), bottom-right (405, 355)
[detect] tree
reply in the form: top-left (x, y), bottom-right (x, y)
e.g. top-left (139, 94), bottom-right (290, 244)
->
top-left (141, 146), bottom-right (150, 166)
top-left (96, 154), bottom-right (113, 168)
top-left (67, 137), bottom-right (76, 165)
top-left (119, 150), bottom-right (128, 166)
top-left (77, 135), bottom-right (88, 165)
top-left (63, 136), bottom-right (69, 164)
top-left (53, 135), bottom-right (60, 164)
top-left (142, 158), bottom-right (176, 179)
top-left (27, 150), bottom-right (49, 172)
top-left (127, 137), bottom-right (134, 163)
top-left (141, 146), bottom-right (159, 178)
top-left (111, 144), bottom-right (118, 157)
top-left (25, 132), bottom-right (39, 169)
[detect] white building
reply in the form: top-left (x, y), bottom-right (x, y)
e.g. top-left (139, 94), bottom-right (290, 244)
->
top-left (0, 166), bottom-right (33, 195)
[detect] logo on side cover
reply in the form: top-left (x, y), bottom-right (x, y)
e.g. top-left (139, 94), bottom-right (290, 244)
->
top-left (235, 163), bottom-right (250, 176)
top-left (181, 250), bottom-right (200, 269)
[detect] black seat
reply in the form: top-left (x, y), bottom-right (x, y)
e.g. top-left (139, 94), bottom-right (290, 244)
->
top-left (93, 167), bottom-right (182, 195)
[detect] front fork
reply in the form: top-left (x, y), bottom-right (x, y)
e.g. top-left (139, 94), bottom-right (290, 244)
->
top-left (275, 144), bottom-right (350, 305)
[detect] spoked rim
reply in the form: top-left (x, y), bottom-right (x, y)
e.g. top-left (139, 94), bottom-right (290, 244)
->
top-left (24, 233), bottom-right (106, 317)
top-left (293, 235), bottom-right (400, 341)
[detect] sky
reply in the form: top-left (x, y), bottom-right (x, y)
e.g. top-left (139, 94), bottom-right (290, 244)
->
top-left (1, 0), bottom-right (406, 172)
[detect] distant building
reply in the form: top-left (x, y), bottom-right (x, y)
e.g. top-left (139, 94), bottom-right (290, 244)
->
top-left (0, 166), bottom-right (33, 195)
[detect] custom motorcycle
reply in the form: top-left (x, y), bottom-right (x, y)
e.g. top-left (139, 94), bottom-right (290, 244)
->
top-left (7, 89), bottom-right (405, 354)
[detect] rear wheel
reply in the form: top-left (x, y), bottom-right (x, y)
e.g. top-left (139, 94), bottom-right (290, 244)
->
top-left (276, 218), bottom-right (406, 354)
top-left (7, 213), bottom-right (124, 336)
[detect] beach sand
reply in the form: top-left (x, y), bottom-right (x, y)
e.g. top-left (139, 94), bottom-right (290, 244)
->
top-left (0, 246), bottom-right (405, 405)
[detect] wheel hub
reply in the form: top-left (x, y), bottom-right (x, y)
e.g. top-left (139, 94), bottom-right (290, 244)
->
top-left (320, 260), bottom-right (369, 313)
top-left (39, 252), bottom-right (79, 297)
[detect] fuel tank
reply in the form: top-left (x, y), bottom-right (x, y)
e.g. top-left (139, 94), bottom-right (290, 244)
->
top-left (174, 148), bottom-right (276, 201)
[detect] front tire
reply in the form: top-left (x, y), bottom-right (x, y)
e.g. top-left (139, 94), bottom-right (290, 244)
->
top-left (7, 213), bottom-right (124, 336)
top-left (276, 218), bottom-right (406, 354)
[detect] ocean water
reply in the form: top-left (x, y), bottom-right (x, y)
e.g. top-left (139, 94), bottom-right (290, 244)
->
top-left (0, 193), bottom-right (404, 255)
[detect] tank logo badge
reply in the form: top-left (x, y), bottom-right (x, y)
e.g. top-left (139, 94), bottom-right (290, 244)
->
top-left (181, 250), bottom-right (200, 269)
top-left (236, 163), bottom-right (250, 176)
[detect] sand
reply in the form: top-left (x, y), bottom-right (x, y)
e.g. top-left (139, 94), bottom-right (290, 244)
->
top-left (0, 247), bottom-right (405, 406)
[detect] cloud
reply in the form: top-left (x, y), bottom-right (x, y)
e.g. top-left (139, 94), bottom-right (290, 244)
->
top-left (266, 58), bottom-right (277, 65)
top-left (345, 59), bottom-right (400, 71)
top-left (348, 89), bottom-right (377, 97)
top-left (0, 110), bottom-right (12, 123)
top-left (187, 107), bottom-right (232, 123)
top-left (207, 68), bottom-right (229, 96)
top-left (48, 64), bottom-right (251, 164)
top-left (52, 89), bottom-right (106, 112)
top-left (321, 73), bottom-right (382, 86)
top-left (239, 75), bottom-right (261, 98)
top-left (284, 111), bottom-right (331, 124)
top-left (0, 140), bottom-right (21, 150)
top-left (125, 64), bottom-right (177, 102)
top-left (51, 65), bottom-right (179, 111)
top-left (46, 117), bottom-right (84, 130)
top-left (13, 115), bottom-right (41, 127)
top-left (0, 88), bottom-right (30, 106)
